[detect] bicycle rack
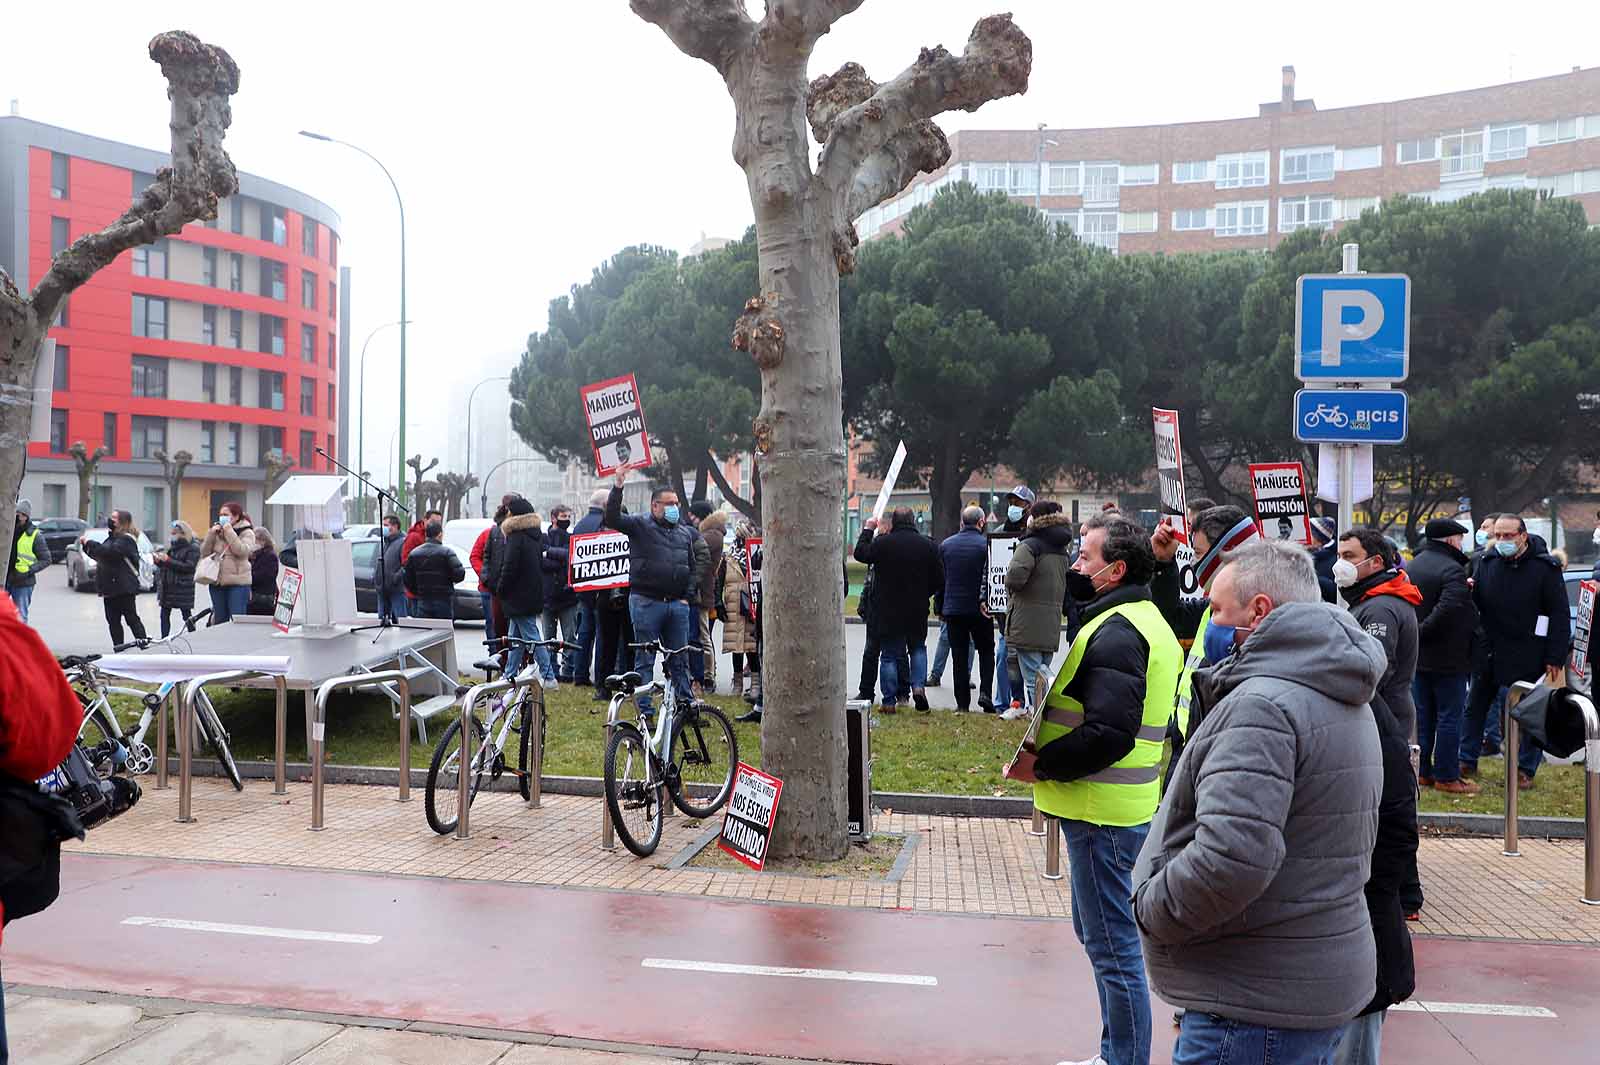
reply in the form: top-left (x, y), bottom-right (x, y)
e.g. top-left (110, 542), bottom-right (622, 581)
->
top-left (310, 670), bottom-right (415, 831)
top-left (454, 673), bottom-right (545, 841)
top-left (1502, 681), bottom-right (1535, 858)
top-left (176, 671), bottom-right (289, 823)
top-left (358, 648), bottom-right (457, 744)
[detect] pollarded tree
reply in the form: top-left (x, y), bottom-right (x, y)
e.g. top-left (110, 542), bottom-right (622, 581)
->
top-left (0, 32), bottom-right (239, 568)
top-left (629, 1), bottom-right (1031, 859)
top-left (69, 442), bottom-right (110, 522)
top-left (152, 448), bottom-right (193, 523)
top-left (435, 471), bottom-right (479, 520)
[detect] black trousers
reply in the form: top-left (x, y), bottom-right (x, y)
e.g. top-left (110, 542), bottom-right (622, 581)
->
top-left (158, 604), bottom-right (193, 638)
top-left (593, 605), bottom-right (636, 693)
top-left (946, 613), bottom-right (995, 710)
top-left (103, 594), bottom-right (147, 646)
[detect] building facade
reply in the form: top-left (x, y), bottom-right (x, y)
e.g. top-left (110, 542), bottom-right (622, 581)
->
top-left (2, 116), bottom-right (345, 534)
top-left (857, 65), bottom-right (1600, 252)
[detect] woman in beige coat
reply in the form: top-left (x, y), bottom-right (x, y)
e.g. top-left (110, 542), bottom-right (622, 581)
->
top-left (198, 501), bottom-right (259, 624)
top-left (720, 521), bottom-right (760, 699)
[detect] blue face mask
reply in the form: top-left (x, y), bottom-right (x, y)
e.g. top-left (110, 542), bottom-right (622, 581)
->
top-left (1474, 530), bottom-right (1489, 548)
top-left (1202, 622), bottom-right (1238, 664)
top-left (1007, 505), bottom-right (1024, 523)
top-left (662, 505), bottom-right (681, 524)
top-left (1494, 539), bottom-right (1517, 557)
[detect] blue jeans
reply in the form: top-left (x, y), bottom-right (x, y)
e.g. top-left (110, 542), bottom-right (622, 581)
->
top-left (1413, 671), bottom-right (1467, 782)
top-left (208, 584), bottom-right (249, 624)
top-left (629, 594), bottom-right (693, 707)
top-left (505, 614), bottom-right (550, 681)
top-left (5, 584), bottom-right (33, 623)
top-left (1329, 1010), bottom-right (1384, 1065)
top-left (413, 596), bottom-right (453, 620)
top-left (878, 632), bottom-right (927, 706)
top-left (993, 631), bottom-right (1013, 706)
top-left (1016, 649), bottom-right (1053, 709)
top-left (575, 597), bottom-right (599, 682)
top-left (1063, 819), bottom-right (1151, 1065)
top-left (380, 588), bottom-right (408, 619)
top-left (929, 620), bottom-right (972, 681)
top-left (541, 602), bottom-right (580, 680)
top-left (1174, 1010), bottom-right (1344, 1065)
top-left (1463, 683), bottom-right (1541, 777)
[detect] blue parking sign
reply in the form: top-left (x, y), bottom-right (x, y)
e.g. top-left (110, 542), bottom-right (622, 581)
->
top-left (1295, 274), bottom-right (1410, 383)
top-left (1294, 389), bottom-right (1408, 445)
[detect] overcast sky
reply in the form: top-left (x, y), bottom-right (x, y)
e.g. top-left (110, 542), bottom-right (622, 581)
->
top-left (6, 1), bottom-right (1597, 476)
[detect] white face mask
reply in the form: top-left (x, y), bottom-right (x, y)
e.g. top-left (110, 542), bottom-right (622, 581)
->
top-left (1332, 558), bottom-right (1361, 588)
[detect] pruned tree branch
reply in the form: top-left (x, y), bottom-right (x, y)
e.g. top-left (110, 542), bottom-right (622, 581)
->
top-left (628, 0), bottom-right (755, 79)
top-left (29, 31), bottom-right (239, 325)
top-left (760, 0), bottom-right (867, 50)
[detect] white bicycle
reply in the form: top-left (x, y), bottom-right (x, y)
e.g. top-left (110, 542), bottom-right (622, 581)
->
top-left (1302, 403), bottom-right (1350, 430)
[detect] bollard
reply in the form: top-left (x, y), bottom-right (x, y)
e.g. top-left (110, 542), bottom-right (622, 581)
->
top-left (177, 683), bottom-right (194, 824)
top-left (1042, 815), bottom-right (1063, 880)
top-left (529, 686), bottom-right (544, 809)
top-left (1029, 806), bottom-right (1046, 837)
top-left (457, 686), bottom-right (476, 840)
top-left (397, 678), bottom-right (411, 803)
top-left (273, 677), bottom-right (288, 796)
top-left (1572, 692), bottom-right (1600, 906)
top-left (155, 687), bottom-right (170, 790)
top-left (1503, 681), bottom-right (1534, 858)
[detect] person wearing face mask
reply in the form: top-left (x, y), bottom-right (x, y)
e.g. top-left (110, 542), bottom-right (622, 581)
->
top-left (538, 503), bottom-right (578, 686)
top-left (6, 498), bottom-right (52, 624)
top-left (152, 520), bottom-right (200, 637)
top-left (198, 501), bottom-right (258, 624)
top-left (1460, 514), bottom-right (1570, 790)
top-left (1006, 514), bottom-right (1180, 1065)
top-left (608, 472), bottom-right (697, 710)
top-left (1466, 513), bottom-right (1499, 578)
top-left (1334, 529), bottom-right (1422, 744)
top-left (987, 486), bottom-right (1035, 711)
top-left (999, 501), bottom-right (1073, 720)
top-left (1133, 540), bottom-right (1387, 1065)
top-left (81, 509), bottom-right (149, 646)
top-left (1406, 519), bottom-right (1479, 795)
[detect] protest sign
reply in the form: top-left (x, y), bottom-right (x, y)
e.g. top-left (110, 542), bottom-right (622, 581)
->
top-left (746, 536), bottom-right (762, 620)
top-left (871, 441), bottom-right (908, 522)
top-left (567, 531), bottom-right (630, 592)
top-left (1152, 408), bottom-right (1201, 599)
top-left (1249, 462), bottom-right (1312, 545)
top-left (581, 373), bottom-right (652, 476)
top-left (1571, 580), bottom-right (1596, 691)
top-left (986, 533), bottom-right (1019, 615)
top-left (272, 568), bottom-right (302, 633)
top-left (718, 762), bottom-right (784, 870)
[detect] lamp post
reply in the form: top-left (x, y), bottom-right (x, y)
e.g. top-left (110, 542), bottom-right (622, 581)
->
top-left (1034, 122), bottom-right (1059, 212)
top-left (357, 319), bottom-right (409, 519)
top-left (480, 457), bottom-right (543, 520)
top-left (299, 130), bottom-right (408, 506)
top-left (465, 375), bottom-right (511, 515)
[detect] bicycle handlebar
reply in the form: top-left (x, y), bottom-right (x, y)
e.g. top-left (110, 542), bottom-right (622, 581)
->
top-left (58, 653), bottom-right (103, 669)
top-left (483, 637), bottom-right (580, 651)
top-left (628, 640), bottom-right (697, 657)
top-left (112, 612), bottom-right (213, 653)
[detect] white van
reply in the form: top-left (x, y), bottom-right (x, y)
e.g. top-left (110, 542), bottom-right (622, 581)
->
top-left (442, 518), bottom-right (494, 557)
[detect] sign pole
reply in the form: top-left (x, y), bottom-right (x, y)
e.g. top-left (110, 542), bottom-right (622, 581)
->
top-left (1336, 242), bottom-right (1360, 535)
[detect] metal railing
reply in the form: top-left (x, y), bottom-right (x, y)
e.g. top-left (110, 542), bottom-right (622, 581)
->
top-left (1041, 813), bottom-right (1063, 880)
top-left (455, 673), bottom-right (544, 841)
top-left (176, 671), bottom-right (289, 823)
top-left (1575, 692), bottom-right (1600, 906)
top-left (310, 670), bottom-right (414, 831)
top-left (1503, 681), bottom-right (1534, 857)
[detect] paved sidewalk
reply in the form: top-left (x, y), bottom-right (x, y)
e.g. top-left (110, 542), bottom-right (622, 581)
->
top-left (67, 778), bottom-right (1600, 941)
top-left (3, 988), bottom-right (848, 1064)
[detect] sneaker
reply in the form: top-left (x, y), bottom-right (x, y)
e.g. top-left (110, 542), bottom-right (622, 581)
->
top-left (926, 676), bottom-right (942, 688)
top-left (1518, 771), bottom-right (1535, 791)
top-left (999, 703), bottom-right (1031, 721)
top-left (1433, 778), bottom-right (1480, 794)
top-left (1481, 740), bottom-right (1502, 757)
top-left (735, 708), bottom-right (763, 724)
top-left (1055, 1056), bottom-right (1108, 1065)
top-left (541, 677), bottom-right (559, 692)
top-left (912, 690), bottom-right (930, 713)
top-left (880, 703), bottom-right (898, 715)
top-left (977, 696), bottom-right (995, 714)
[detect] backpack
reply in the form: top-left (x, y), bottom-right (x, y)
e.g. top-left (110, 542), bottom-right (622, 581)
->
top-left (0, 772), bottom-right (82, 924)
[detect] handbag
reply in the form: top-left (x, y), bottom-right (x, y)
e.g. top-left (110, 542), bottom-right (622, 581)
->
top-left (195, 553), bottom-right (222, 585)
top-left (1509, 685), bottom-right (1591, 759)
top-left (739, 589), bottom-right (755, 622)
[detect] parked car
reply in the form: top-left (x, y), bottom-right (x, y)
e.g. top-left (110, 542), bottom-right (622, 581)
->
top-left (349, 535), bottom-right (482, 621)
top-left (1565, 568), bottom-right (1592, 625)
top-left (65, 528), bottom-right (156, 593)
top-left (35, 516), bottom-right (88, 560)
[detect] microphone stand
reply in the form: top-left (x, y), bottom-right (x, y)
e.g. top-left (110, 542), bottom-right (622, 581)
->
top-left (316, 447), bottom-right (431, 641)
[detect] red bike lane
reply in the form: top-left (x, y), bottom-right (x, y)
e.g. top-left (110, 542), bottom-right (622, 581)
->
top-left (4, 854), bottom-right (1595, 1064)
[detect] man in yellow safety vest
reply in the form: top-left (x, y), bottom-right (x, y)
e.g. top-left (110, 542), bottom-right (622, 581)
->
top-left (6, 498), bottom-right (53, 624)
top-left (1008, 513), bottom-right (1181, 1065)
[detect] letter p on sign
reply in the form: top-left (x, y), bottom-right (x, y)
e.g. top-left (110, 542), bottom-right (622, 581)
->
top-left (1295, 274), bottom-right (1410, 384)
top-left (1319, 289), bottom-right (1383, 369)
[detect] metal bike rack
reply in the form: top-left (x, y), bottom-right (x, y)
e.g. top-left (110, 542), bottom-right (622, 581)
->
top-left (1502, 681), bottom-right (1536, 858)
top-left (1029, 806), bottom-right (1047, 837)
top-left (310, 670), bottom-right (414, 831)
top-left (1574, 693), bottom-right (1600, 906)
top-left (176, 671), bottom-right (289, 823)
top-left (1041, 814), bottom-right (1063, 880)
top-left (454, 673), bottom-right (544, 841)
top-left (155, 687), bottom-right (171, 791)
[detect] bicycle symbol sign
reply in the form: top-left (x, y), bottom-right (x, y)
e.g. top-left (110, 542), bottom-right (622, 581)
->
top-left (1294, 389), bottom-right (1408, 445)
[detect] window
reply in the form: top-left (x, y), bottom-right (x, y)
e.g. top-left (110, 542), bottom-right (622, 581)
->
top-left (299, 429), bottom-right (316, 469)
top-left (262, 260), bottom-right (286, 300)
top-left (43, 484), bottom-right (66, 517)
top-left (327, 332), bottom-right (337, 368)
top-left (1538, 118), bottom-right (1578, 144)
top-left (1279, 195), bottom-right (1335, 232)
top-left (1281, 147), bottom-right (1334, 184)
top-left (225, 423), bottom-right (240, 464)
top-left (51, 217), bottom-right (69, 255)
top-left (327, 435), bottom-right (336, 468)
top-left (202, 363), bottom-right (217, 403)
top-left (141, 487), bottom-right (163, 533)
top-left (259, 371), bottom-right (285, 411)
top-left (1397, 138), bottom-right (1436, 164)
top-left (1214, 152), bottom-right (1268, 188)
top-left (328, 280), bottom-right (337, 317)
top-left (301, 324), bottom-right (317, 363)
top-left (202, 247), bottom-right (218, 286)
top-left (132, 295), bottom-right (168, 339)
top-left (53, 346), bottom-right (68, 391)
top-left (327, 383), bottom-right (335, 417)
top-left (1172, 160), bottom-right (1210, 184)
top-left (229, 253), bottom-right (243, 292)
top-left (300, 377), bottom-right (316, 415)
top-left (259, 425), bottom-right (284, 463)
top-left (262, 205), bottom-right (287, 245)
top-left (228, 308), bottom-right (243, 349)
top-left (50, 153), bottom-right (69, 199)
top-left (228, 197), bottom-right (243, 235)
top-left (1008, 162), bottom-right (1039, 195)
top-left (972, 162), bottom-right (1008, 190)
top-left (199, 421), bottom-right (215, 463)
top-left (202, 305), bottom-right (217, 345)
top-left (103, 412), bottom-right (117, 455)
top-left (1214, 201), bottom-right (1267, 236)
top-left (91, 486), bottom-right (111, 523)
top-left (1079, 211), bottom-right (1119, 251)
top-left (131, 239), bottom-right (168, 278)
top-left (1537, 172), bottom-right (1577, 196)
top-left (130, 416), bottom-right (167, 459)
top-left (329, 233), bottom-right (338, 267)
top-left (1340, 145), bottom-right (1382, 171)
top-left (1487, 123), bottom-right (1527, 162)
top-left (1082, 164), bottom-right (1119, 203)
top-left (131, 356), bottom-right (168, 398)
top-left (301, 269), bottom-right (317, 309)
top-left (1338, 196), bottom-right (1379, 221)
top-left (302, 219), bottom-right (318, 256)
top-left (1120, 210), bottom-right (1157, 234)
top-left (260, 315), bottom-right (285, 356)
top-left (1173, 208), bottom-right (1210, 231)
top-left (1441, 129), bottom-right (1484, 176)
top-left (49, 409), bottom-right (67, 453)
top-left (229, 367), bottom-right (242, 406)
top-left (1047, 163), bottom-right (1080, 195)
top-left (1121, 163), bottom-right (1158, 186)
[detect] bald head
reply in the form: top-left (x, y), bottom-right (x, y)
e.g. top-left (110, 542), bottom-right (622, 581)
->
top-left (962, 505), bottom-right (984, 529)
top-left (589, 488), bottom-right (609, 508)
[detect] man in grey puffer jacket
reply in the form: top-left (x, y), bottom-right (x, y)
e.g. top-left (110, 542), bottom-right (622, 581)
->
top-left (1133, 540), bottom-right (1384, 1065)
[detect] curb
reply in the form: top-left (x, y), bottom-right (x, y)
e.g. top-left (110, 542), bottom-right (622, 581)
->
top-left (166, 761), bottom-right (1585, 838)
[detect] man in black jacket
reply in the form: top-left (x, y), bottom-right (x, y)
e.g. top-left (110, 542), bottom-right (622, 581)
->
top-left (403, 520), bottom-right (465, 620)
top-left (607, 474), bottom-right (696, 709)
top-left (938, 506), bottom-right (995, 713)
top-left (495, 498), bottom-right (548, 680)
top-left (854, 508), bottom-right (941, 713)
top-left (570, 489), bottom-right (610, 690)
top-left (1462, 514), bottom-right (1570, 789)
top-left (379, 515), bottom-right (407, 621)
top-left (1336, 528), bottom-right (1422, 743)
top-left (539, 504), bottom-right (577, 684)
top-left (1408, 519), bottom-right (1479, 794)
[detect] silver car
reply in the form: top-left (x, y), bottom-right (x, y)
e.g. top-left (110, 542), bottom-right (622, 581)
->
top-left (65, 528), bottom-right (157, 593)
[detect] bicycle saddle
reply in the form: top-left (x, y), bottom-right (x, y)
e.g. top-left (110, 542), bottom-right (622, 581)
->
top-left (472, 654), bottom-right (504, 672)
top-left (604, 671), bottom-right (644, 694)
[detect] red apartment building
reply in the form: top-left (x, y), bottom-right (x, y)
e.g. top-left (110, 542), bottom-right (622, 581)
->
top-left (2, 115), bottom-right (348, 532)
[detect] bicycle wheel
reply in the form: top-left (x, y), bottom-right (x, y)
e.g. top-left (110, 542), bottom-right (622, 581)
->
top-left (604, 723), bottom-right (663, 857)
top-left (78, 699), bottom-right (122, 748)
top-left (516, 691), bottom-right (546, 802)
top-left (667, 703), bottom-right (738, 818)
top-left (196, 692), bottom-right (243, 791)
top-left (425, 714), bottom-right (488, 835)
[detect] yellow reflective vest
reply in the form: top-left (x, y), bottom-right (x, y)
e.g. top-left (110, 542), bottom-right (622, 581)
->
top-left (12, 527), bottom-right (41, 576)
top-left (1174, 604), bottom-right (1212, 739)
top-left (1032, 597), bottom-right (1182, 827)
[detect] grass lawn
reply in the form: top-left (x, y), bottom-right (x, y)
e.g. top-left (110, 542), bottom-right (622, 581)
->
top-left (1416, 760), bottom-right (1585, 819)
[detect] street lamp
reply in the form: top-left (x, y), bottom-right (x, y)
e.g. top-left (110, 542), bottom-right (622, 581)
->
top-left (480, 457), bottom-right (542, 520)
top-left (358, 319), bottom-right (410, 517)
top-left (299, 129), bottom-right (409, 506)
top-left (1034, 122), bottom-right (1059, 212)
top-left (465, 375), bottom-right (511, 515)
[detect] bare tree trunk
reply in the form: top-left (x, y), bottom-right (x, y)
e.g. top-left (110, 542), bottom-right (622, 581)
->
top-left (692, 457), bottom-right (710, 502)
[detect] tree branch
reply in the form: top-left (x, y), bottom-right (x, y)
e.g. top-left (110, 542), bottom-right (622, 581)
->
top-left (760, 0), bottom-right (867, 50)
top-left (30, 31), bottom-right (239, 325)
top-left (629, 0), bottom-right (756, 80)
top-left (705, 452), bottom-right (757, 519)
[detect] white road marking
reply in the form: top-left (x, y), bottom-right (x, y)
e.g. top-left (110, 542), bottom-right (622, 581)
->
top-left (1391, 1000), bottom-right (1556, 1018)
top-left (121, 916), bottom-right (381, 945)
top-left (641, 957), bottom-right (936, 987)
